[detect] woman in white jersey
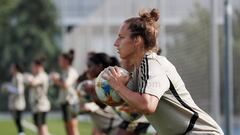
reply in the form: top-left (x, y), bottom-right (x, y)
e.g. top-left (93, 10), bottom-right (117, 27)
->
top-left (28, 57), bottom-right (51, 135)
top-left (103, 9), bottom-right (224, 135)
top-left (51, 50), bottom-right (80, 135)
top-left (7, 63), bottom-right (26, 135)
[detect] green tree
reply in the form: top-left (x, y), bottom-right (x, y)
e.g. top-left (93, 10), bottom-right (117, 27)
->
top-left (0, 0), bottom-right (61, 111)
top-left (0, 0), bottom-right (61, 81)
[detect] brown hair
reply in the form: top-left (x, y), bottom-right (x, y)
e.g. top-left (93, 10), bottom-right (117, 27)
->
top-left (34, 56), bottom-right (46, 66)
top-left (124, 8), bottom-right (160, 50)
top-left (88, 53), bottom-right (119, 68)
top-left (61, 49), bottom-right (75, 65)
top-left (12, 62), bottom-right (24, 73)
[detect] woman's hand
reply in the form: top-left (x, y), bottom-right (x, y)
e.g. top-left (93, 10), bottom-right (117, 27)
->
top-left (50, 72), bottom-right (60, 83)
top-left (103, 66), bottom-right (159, 114)
top-left (102, 66), bottom-right (130, 92)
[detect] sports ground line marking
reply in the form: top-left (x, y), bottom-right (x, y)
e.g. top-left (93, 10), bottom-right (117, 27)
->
top-left (22, 120), bottom-right (53, 135)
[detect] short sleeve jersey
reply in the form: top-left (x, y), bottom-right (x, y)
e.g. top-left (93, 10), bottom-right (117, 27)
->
top-left (30, 71), bottom-right (50, 112)
top-left (8, 73), bottom-right (26, 111)
top-left (58, 66), bottom-right (79, 105)
top-left (29, 71), bottom-right (50, 112)
top-left (128, 52), bottom-right (223, 135)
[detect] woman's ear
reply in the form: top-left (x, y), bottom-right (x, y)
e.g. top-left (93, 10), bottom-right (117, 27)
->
top-left (133, 36), bottom-right (143, 48)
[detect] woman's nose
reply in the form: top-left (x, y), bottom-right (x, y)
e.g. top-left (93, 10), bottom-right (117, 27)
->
top-left (114, 39), bottom-right (120, 47)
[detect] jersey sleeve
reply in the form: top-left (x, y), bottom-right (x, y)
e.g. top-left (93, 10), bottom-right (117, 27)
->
top-left (65, 68), bottom-right (79, 87)
top-left (16, 74), bottom-right (24, 94)
top-left (32, 74), bottom-right (44, 86)
top-left (138, 57), bottom-right (170, 99)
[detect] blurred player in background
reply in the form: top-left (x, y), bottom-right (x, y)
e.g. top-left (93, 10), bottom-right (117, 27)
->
top-left (104, 8), bottom-right (223, 135)
top-left (27, 57), bottom-right (51, 135)
top-left (77, 52), bottom-right (122, 135)
top-left (77, 51), bottom-right (96, 83)
top-left (51, 49), bottom-right (80, 135)
top-left (78, 52), bottom-right (153, 135)
top-left (4, 63), bottom-right (26, 135)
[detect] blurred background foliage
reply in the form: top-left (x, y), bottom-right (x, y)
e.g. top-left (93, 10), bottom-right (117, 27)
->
top-left (0, 0), bottom-right (61, 111)
top-left (0, 0), bottom-right (61, 81)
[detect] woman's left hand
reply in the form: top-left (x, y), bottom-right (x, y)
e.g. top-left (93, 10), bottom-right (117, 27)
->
top-left (102, 66), bottom-right (130, 92)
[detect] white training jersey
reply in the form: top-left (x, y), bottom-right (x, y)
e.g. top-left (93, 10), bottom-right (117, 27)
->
top-left (58, 66), bottom-right (79, 105)
top-left (8, 73), bottom-right (26, 111)
top-left (128, 52), bottom-right (224, 135)
top-left (29, 71), bottom-right (50, 112)
top-left (90, 105), bottom-right (123, 132)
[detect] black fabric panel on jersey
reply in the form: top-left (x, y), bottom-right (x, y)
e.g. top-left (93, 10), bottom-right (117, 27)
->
top-left (140, 56), bottom-right (149, 93)
top-left (168, 78), bottom-right (199, 135)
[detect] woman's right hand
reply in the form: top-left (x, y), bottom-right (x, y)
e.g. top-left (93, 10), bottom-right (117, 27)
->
top-left (49, 72), bottom-right (60, 83)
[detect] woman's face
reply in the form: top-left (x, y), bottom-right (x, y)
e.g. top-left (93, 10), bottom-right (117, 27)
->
top-left (114, 23), bottom-right (136, 59)
top-left (31, 64), bottom-right (38, 74)
top-left (58, 56), bottom-right (68, 69)
top-left (10, 64), bottom-right (16, 75)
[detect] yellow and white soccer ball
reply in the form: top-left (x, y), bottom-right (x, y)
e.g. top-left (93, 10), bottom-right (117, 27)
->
top-left (95, 66), bottom-right (129, 106)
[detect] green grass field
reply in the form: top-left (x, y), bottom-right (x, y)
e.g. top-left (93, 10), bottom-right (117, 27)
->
top-left (0, 119), bottom-right (93, 135)
top-left (0, 118), bottom-right (153, 135)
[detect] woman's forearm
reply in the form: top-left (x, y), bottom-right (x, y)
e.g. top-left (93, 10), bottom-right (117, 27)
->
top-left (115, 85), bottom-right (158, 114)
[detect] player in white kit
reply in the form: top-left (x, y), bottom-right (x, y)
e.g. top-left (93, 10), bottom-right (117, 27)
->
top-left (51, 50), bottom-right (80, 135)
top-left (7, 63), bottom-right (26, 135)
top-left (28, 57), bottom-right (51, 135)
top-left (78, 52), bottom-right (123, 135)
top-left (104, 9), bottom-right (224, 135)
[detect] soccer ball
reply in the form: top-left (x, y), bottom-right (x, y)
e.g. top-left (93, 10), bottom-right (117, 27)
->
top-left (76, 80), bottom-right (95, 103)
top-left (95, 67), bottom-right (129, 106)
top-left (114, 105), bottom-right (142, 122)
